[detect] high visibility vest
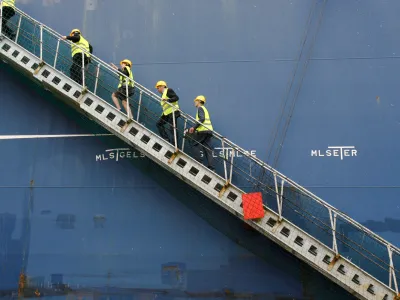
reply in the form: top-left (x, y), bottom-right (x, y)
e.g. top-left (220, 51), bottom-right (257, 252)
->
top-left (118, 66), bottom-right (134, 88)
top-left (161, 88), bottom-right (180, 116)
top-left (2, 0), bottom-right (15, 7)
top-left (196, 106), bottom-right (213, 132)
top-left (71, 35), bottom-right (91, 58)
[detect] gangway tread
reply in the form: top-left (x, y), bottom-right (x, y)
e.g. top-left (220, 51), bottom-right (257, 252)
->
top-left (1, 4), bottom-right (400, 300)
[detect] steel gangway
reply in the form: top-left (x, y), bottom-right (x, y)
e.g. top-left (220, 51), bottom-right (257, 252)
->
top-left (1, 3), bottom-right (399, 300)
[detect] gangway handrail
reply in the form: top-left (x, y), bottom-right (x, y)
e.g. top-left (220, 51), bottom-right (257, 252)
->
top-left (2, 2), bottom-right (400, 290)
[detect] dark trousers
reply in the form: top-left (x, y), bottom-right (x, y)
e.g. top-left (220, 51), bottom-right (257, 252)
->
top-left (1, 7), bottom-right (15, 38)
top-left (191, 131), bottom-right (214, 170)
top-left (70, 53), bottom-right (89, 85)
top-left (156, 112), bottom-right (180, 144)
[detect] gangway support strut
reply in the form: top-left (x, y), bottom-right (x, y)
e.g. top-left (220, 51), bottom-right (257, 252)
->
top-left (327, 254), bottom-right (341, 271)
top-left (218, 182), bottom-right (230, 198)
top-left (1, 4), bottom-right (400, 300)
top-left (168, 151), bottom-right (179, 164)
top-left (33, 60), bottom-right (45, 75)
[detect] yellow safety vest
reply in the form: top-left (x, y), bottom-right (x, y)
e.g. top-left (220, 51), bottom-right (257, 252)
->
top-left (118, 66), bottom-right (134, 88)
top-left (161, 88), bottom-right (180, 116)
top-left (71, 35), bottom-right (90, 58)
top-left (196, 106), bottom-right (213, 132)
top-left (2, 0), bottom-right (15, 7)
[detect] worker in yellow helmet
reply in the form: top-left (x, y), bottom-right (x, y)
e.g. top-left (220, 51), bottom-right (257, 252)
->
top-left (155, 80), bottom-right (180, 144)
top-left (62, 29), bottom-right (93, 85)
top-left (188, 95), bottom-right (214, 171)
top-left (1, 0), bottom-right (16, 39)
top-left (110, 59), bottom-right (135, 117)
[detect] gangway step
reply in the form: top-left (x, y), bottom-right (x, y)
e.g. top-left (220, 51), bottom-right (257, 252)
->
top-left (1, 5), bottom-right (400, 300)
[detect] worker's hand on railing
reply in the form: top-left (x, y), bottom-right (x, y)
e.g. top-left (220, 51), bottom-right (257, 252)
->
top-left (61, 36), bottom-right (67, 40)
top-left (110, 63), bottom-right (118, 70)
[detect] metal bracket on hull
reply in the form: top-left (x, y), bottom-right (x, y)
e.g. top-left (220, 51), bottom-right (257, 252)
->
top-left (1, 6), bottom-right (400, 299)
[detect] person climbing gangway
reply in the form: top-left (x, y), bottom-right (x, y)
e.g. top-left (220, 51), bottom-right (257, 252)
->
top-left (155, 80), bottom-right (180, 144)
top-left (187, 95), bottom-right (215, 171)
top-left (110, 59), bottom-right (135, 118)
top-left (62, 28), bottom-right (93, 86)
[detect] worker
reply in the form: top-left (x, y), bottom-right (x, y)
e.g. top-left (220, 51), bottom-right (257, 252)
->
top-left (155, 81), bottom-right (180, 144)
top-left (1, 0), bottom-right (16, 39)
top-left (188, 95), bottom-right (215, 171)
top-left (61, 29), bottom-right (93, 86)
top-left (110, 59), bottom-right (134, 117)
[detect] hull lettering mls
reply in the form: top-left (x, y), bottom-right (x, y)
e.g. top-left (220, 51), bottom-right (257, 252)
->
top-left (96, 148), bottom-right (145, 162)
top-left (311, 146), bottom-right (357, 160)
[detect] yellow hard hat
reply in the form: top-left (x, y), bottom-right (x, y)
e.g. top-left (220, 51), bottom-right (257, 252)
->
top-left (155, 80), bottom-right (167, 88)
top-left (194, 95), bottom-right (206, 103)
top-left (120, 59), bottom-right (132, 67)
top-left (70, 29), bottom-right (81, 36)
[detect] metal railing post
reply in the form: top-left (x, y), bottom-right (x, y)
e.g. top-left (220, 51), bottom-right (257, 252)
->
top-left (328, 209), bottom-right (338, 255)
top-left (125, 83), bottom-right (132, 120)
top-left (229, 148), bottom-right (234, 183)
top-left (93, 63), bottom-right (100, 95)
top-left (125, 83), bottom-right (129, 118)
top-left (181, 119), bottom-right (187, 152)
top-left (39, 24), bottom-right (43, 61)
top-left (15, 14), bottom-right (21, 43)
top-left (81, 52), bottom-right (85, 88)
top-left (279, 178), bottom-right (284, 216)
top-left (172, 109), bottom-right (178, 152)
top-left (136, 90), bottom-right (142, 122)
top-left (221, 140), bottom-right (228, 183)
top-left (53, 38), bottom-right (60, 68)
top-left (273, 173), bottom-right (285, 221)
top-left (388, 245), bottom-right (399, 293)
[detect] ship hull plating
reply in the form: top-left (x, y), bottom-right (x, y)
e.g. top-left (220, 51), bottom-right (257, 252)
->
top-left (2, 0), bottom-right (400, 299)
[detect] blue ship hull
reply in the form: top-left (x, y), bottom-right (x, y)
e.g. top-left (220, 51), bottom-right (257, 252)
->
top-left (2, 0), bottom-right (400, 299)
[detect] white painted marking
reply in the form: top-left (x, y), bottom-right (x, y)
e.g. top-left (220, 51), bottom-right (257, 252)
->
top-left (105, 148), bottom-right (130, 152)
top-left (0, 134), bottom-right (113, 140)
